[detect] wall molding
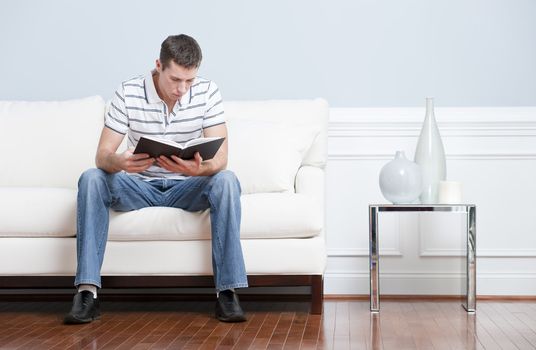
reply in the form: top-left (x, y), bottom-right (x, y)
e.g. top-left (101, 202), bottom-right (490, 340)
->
top-left (326, 270), bottom-right (536, 278)
top-left (327, 248), bottom-right (401, 257)
top-left (418, 216), bottom-right (466, 257)
top-left (329, 106), bottom-right (536, 138)
top-left (328, 107), bottom-right (536, 159)
top-left (476, 249), bottom-right (536, 258)
top-left (327, 249), bottom-right (536, 258)
top-left (329, 153), bottom-right (536, 161)
top-left (329, 107), bottom-right (536, 133)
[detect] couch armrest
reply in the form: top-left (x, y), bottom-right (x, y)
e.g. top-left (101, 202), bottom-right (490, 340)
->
top-left (296, 166), bottom-right (324, 199)
top-left (296, 166), bottom-right (325, 237)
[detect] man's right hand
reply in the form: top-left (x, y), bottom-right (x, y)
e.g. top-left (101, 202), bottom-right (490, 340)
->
top-left (95, 127), bottom-right (155, 174)
top-left (118, 149), bottom-right (154, 173)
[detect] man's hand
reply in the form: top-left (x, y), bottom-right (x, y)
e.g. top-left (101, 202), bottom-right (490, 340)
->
top-left (118, 148), bottom-right (155, 173)
top-left (157, 152), bottom-right (203, 176)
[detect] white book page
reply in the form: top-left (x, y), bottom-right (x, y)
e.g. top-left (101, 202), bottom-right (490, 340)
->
top-left (142, 135), bottom-right (181, 148)
top-left (183, 136), bottom-right (223, 148)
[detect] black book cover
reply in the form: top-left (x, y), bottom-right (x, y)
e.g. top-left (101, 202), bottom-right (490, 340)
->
top-left (133, 136), bottom-right (225, 160)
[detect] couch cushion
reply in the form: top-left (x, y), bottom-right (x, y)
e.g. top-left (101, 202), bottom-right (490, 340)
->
top-left (226, 119), bottom-right (318, 194)
top-left (0, 236), bottom-right (326, 275)
top-left (0, 96), bottom-right (105, 189)
top-left (0, 187), bottom-right (77, 237)
top-left (240, 193), bottom-right (322, 239)
top-left (225, 99), bottom-right (329, 169)
top-left (0, 188), bottom-right (322, 240)
top-left (108, 193), bottom-right (322, 240)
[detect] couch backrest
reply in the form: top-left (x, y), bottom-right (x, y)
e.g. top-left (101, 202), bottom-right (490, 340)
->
top-left (225, 99), bottom-right (328, 194)
top-left (0, 96), bottom-right (105, 188)
top-left (225, 99), bottom-right (328, 168)
top-left (0, 97), bottom-right (328, 193)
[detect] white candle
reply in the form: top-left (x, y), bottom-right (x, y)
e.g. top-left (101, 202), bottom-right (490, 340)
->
top-left (438, 181), bottom-right (463, 204)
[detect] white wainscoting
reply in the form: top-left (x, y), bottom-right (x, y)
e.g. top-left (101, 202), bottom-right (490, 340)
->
top-left (324, 107), bottom-right (536, 295)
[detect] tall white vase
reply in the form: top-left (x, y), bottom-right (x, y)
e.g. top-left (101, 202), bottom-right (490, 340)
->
top-left (414, 98), bottom-right (446, 204)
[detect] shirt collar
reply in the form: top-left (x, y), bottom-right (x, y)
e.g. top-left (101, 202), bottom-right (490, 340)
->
top-left (144, 70), bottom-right (162, 104)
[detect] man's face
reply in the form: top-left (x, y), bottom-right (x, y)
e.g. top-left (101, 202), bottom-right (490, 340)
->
top-left (155, 59), bottom-right (198, 103)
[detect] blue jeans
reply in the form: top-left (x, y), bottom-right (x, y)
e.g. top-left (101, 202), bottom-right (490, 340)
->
top-left (74, 168), bottom-right (248, 292)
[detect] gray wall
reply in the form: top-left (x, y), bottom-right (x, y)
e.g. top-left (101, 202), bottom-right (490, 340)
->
top-left (1, 0), bottom-right (535, 107)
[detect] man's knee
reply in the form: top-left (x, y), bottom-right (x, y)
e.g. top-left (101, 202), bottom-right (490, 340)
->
top-left (78, 168), bottom-right (108, 190)
top-left (211, 170), bottom-right (241, 194)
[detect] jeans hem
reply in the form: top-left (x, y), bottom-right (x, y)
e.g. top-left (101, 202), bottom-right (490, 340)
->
top-left (74, 279), bottom-right (102, 289)
top-left (216, 282), bottom-right (248, 293)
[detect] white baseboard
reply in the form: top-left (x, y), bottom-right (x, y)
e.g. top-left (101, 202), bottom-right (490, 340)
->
top-left (324, 271), bottom-right (536, 296)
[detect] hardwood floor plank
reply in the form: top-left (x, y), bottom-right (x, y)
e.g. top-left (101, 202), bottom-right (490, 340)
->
top-left (317, 300), bottom-right (336, 350)
top-left (48, 317), bottom-right (121, 350)
top-left (398, 301), bottom-right (432, 350)
top-left (2, 299), bottom-right (536, 350)
top-left (429, 301), bottom-right (469, 349)
top-left (479, 302), bottom-right (534, 349)
top-left (332, 301), bottom-right (350, 350)
top-left (388, 301), bottom-right (417, 349)
top-left (267, 311), bottom-right (294, 349)
top-left (300, 312), bottom-right (321, 349)
top-left (220, 311), bottom-right (268, 350)
top-left (197, 316), bottom-right (235, 349)
top-left (208, 320), bottom-right (244, 349)
top-left (514, 303), bottom-right (536, 336)
top-left (147, 306), bottom-right (198, 349)
top-left (249, 310), bottom-right (282, 349)
top-left (0, 302), bottom-right (51, 343)
top-left (132, 313), bottom-right (184, 348)
top-left (282, 311), bottom-right (307, 349)
top-left (347, 301), bottom-right (371, 350)
top-left (96, 309), bottom-right (162, 349)
top-left (471, 311), bottom-right (501, 349)
top-left (164, 314), bottom-right (211, 349)
top-left (492, 302), bottom-right (536, 348)
top-left (183, 317), bottom-right (221, 350)
top-left (378, 301), bottom-right (408, 350)
top-left (116, 310), bottom-right (179, 349)
top-left (6, 303), bottom-right (64, 349)
top-left (436, 301), bottom-right (483, 350)
top-left (474, 301), bottom-right (515, 350)
top-left (80, 319), bottom-right (130, 350)
top-left (411, 301), bottom-right (451, 350)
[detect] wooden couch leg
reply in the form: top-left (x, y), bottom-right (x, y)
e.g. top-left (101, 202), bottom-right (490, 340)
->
top-left (311, 275), bottom-right (324, 314)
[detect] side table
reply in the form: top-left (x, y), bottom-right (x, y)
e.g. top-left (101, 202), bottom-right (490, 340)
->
top-left (369, 204), bottom-right (476, 313)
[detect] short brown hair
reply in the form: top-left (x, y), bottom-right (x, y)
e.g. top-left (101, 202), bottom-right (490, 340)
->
top-left (160, 34), bottom-right (202, 69)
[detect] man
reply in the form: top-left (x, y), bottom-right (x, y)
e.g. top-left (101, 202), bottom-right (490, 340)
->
top-left (64, 34), bottom-right (248, 324)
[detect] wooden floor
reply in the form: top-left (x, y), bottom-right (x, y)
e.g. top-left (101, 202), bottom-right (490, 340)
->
top-left (0, 299), bottom-right (535, 349)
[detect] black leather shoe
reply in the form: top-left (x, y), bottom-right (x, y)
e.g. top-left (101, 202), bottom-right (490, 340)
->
top-left (215, 290), bottom-right (246, 322)
top-left (64, 291), bottom-right (100, 324)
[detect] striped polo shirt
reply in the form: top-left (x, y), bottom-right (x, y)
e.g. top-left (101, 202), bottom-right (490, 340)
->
top-left (105, 70), bottom-right (226, 180)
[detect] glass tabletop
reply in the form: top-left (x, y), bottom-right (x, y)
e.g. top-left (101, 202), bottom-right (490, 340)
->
top-left (370, 204), bottom-right (475, 212)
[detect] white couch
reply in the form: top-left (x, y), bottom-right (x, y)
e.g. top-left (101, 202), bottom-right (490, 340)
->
top-left (0, 96), bottom-right (328, 313)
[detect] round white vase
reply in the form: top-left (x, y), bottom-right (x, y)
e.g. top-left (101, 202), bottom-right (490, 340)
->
top-left (414, 97), bottom-right (446, 204)
top-left (379, 151), bottom-right (422, 204)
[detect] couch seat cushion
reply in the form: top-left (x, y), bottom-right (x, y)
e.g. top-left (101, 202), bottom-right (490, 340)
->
top-left (0, 188), bottom-right (322, 240)
top-left (108, 193), bottom-right (322, 240)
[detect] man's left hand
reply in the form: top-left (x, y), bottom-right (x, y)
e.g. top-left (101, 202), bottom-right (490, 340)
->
top-left (157, 152), bottom-right (204, 176)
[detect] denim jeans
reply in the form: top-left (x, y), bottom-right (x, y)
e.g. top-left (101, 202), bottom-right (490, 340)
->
top-left (74, 168), bottom-right (248, 292)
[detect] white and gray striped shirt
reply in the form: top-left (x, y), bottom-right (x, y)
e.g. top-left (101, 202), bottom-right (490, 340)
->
top-left (105, 71), bottom-right (226, 180)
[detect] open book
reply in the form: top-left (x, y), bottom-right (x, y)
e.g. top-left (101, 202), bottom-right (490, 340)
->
top-left (133, 135), bottom-right (225, 160)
